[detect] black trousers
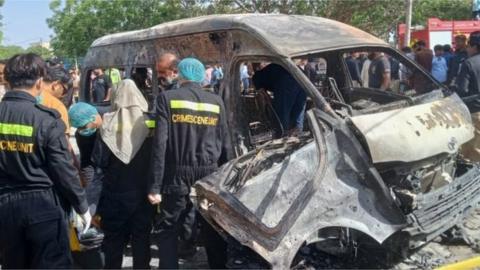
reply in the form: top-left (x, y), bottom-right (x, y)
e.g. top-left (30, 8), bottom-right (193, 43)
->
top-left (179, 195), bottom-right (197, 244)
top-left (98, 190), bottom-right (153, 269)
top-left (0, 189), bottom-right (72, 269)
top-left (153, 193), bottom-right (227, 269)
top-left (82, 165), bottom-right (102, 215)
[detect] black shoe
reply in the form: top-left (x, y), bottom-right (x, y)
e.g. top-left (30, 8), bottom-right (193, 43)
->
top-left (178, 240), bottom-right (197, 259)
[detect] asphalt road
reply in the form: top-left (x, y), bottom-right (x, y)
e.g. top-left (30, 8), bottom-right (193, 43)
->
top-left (122, 246), bottom-right (209, 269)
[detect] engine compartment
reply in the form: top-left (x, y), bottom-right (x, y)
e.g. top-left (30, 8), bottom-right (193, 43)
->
top-left (378, 154), bottom-right (457, 213)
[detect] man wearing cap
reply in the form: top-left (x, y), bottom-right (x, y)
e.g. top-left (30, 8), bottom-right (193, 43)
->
top-left (454, 31), bottom-right (480, 162)
top-left (148, 57), bottom-right (232, 269)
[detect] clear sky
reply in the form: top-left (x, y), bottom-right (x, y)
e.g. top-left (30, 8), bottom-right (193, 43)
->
top-left (2, 0), bottom-right (54, 48)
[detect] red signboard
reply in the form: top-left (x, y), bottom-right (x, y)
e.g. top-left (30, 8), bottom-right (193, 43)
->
top-left (398, 18), bottom-right (480, 49)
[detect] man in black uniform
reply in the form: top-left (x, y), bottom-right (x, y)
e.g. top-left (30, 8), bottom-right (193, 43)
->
top-left (0, 53), bottom-right (90, 268)
top-left (156, 53), bottom-right (198, 258)
top-left (448, 35), bottom-right (469, 84)
top-left (454, 31), bottom-right (480, 162)
top-left (148, 58), bottom-right (232, 269)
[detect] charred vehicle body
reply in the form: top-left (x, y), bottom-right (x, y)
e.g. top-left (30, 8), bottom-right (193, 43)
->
top-left (82, 14), bottom-right (480, 268)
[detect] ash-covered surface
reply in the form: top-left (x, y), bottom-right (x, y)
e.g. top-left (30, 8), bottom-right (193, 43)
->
top-left (290, 208), bottom-right (480, 270)
top-left (120, 209), bottom-right (480, 269)
top-left (69, 131), bottom-right (480, 269)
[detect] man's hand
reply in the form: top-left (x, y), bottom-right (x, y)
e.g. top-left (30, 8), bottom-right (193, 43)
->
top-left (78, 210), bottom-right (92, 234)
top-left (148, 193), bottom-right (162, 205)
top-left (103, 88), bottom-right (112, 102)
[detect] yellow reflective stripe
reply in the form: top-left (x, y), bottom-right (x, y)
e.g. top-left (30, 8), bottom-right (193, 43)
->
top-left (436, 256), bottom-right (480, 270)
top-left (145, 120), bottom-right (156, 128)
top-left (0, 123), bottom-right (33, 137)
top-left (170, 100), bottom-right (220, 114)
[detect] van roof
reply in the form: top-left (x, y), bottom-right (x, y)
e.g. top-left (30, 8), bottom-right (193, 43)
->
top-left (91, 14), bottom-right (386, 56)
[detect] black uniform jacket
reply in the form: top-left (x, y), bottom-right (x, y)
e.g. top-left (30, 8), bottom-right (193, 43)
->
top-left (149, 82), bottom-right (232, 195)
top-left (455, 53), bottom-right (480, 113)
top-left (0, 91), bottom-right (88, 214)
top-left (93, 117), bottom-right (154, 195)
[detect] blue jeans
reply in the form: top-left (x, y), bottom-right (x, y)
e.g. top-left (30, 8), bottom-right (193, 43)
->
top-left (242, 78), bottom-right (249, 93)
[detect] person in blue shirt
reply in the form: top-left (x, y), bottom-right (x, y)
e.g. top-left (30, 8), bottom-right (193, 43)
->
top-left (345, 52), bottom-right (362, 86)
top-left (240, 62), bottom-right (249, 94)
top-left (432, 45), bottom-right (448, 84)
top-left (443, 44), bottom-right (453, 66)
top-left (211, 63), bottom-right (223, 93)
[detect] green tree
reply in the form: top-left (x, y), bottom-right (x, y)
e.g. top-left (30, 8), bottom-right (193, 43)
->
top-left (48, 0), bottom-right (406, 56)
top-left (0, 45), bottom-right (24, 59)
top-left (221, 0), bottom-right (405, 38)
top-left (47, 0), bottom-right (476, 57)
top-left (315, 0), bottom-right (404, 39)
top-left (25, 45), bottom-right (53, 59)
top-left (47, 0), bottom-right (204, 58)
top-left (412, 0), bottom-right (472, 26)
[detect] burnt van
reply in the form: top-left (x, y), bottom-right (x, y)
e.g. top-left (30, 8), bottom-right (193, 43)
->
top-left (82, 14), bottom-right (480, 268)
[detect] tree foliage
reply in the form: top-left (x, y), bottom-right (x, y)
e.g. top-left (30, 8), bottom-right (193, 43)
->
top-left (412, 0), bottom-right (472, 25)
top-left (48, 0), bottom-right (474, 58)
top-left (0, 44), bottom-right (53, 60)
top-left (26, 45), bottom-right (53, 59)
top-left (47, 0), bottom-right (200, 58)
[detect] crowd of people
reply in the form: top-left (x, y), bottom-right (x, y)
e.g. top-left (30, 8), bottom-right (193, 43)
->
top-left (404, 35), bottom-right (470, 86)
top-left (343, 34), bottom-right (473, 93)
top-left (345, 31), bottom-right (480, 162)
top-left (0, 52), bottom-right (231, 269)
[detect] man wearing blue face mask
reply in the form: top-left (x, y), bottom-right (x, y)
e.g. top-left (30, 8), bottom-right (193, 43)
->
top-left (69, 102), bottom-right (103, 179)
top-left (69, 103), bottom-right (103, 212)
top-left (68, 102), bottom-right (105, 268)
top-left (70, 102), bottom-right (103, 137)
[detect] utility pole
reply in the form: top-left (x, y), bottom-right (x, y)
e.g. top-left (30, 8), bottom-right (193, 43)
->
top-left (404, 0), bottom-right (413, 47)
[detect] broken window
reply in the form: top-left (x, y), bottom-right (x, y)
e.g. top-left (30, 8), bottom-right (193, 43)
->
top-left (291, 48), bottom-right (445, 118)
top-left (130, 67), bottom-right (154, 109)
top-left (343, 50), bottom-right (439, 96)
top-left (220, 58), bottom-right (320, 228)
top-left (84, 66), bottom-right (158, 110)
top-left (233, 58), bottom-right (316, 150)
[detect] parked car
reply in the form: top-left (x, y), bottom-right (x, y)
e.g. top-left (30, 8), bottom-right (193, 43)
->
top-left (82, 14), bottom-right (480, 268)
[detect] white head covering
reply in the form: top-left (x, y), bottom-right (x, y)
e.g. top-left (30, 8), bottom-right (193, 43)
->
top-left (100, 79), bottom-right (149, 164)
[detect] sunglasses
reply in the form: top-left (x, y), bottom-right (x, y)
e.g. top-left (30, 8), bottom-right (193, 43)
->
top-left (54, 82), bottom-right (68, 96)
